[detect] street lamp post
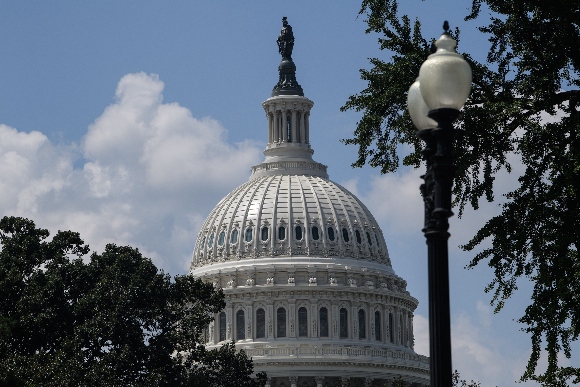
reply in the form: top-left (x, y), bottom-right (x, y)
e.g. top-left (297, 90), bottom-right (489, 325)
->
top-left (407, 22), bottom-right (472, 387)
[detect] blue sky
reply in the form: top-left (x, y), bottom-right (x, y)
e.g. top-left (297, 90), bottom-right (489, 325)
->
top-left (1, 1), bottom-right (576, 385)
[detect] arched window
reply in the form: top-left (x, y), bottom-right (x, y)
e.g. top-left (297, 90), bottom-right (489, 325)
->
top-left (256, 308), bottom-right (266, 339)
top-left (219, 311), bottom-right (226, 342)
top-left (342, 228), bottom-right (350, 242)
top-left (277, 307), bottom-right (286, 338)
top-left (218, 231), bottom-right (225, 246)
top-left (355, 230), bottom-right (362, 244)
top-left (298, 307), bottom-right (308, 337)
top-left (236, 310), bottom-right (245, 340)
top-left (319, 307), bottom-right (329, 337)
top-left (389, 312), bottom-right (394, 343)
top-left (278, 226), bottom-right (286, 240)
top-left (327, 227), bottom-right (335, 241)
top-left (339, 308), bottom-right (348, 338)
top-left (358, 309), bottom-right (366, 339)
top-left (312, 226), bottom-right (320, 240)
top-left (261, 226), bottom-right (269, 241)
top-left (366, 231), bottom-right (372, 246)
top-left (208, 233), bottom-right (215, 248)
top-left (231, 229), bottom-right (238, 244)
top-left (295, 225), bottom-right (303, 240)
top-left (245, 228), bottom-right (253, 242)
top-left (375, 233), bottom-right (380, 247)
top-left (375, 311), bottom-right (381, 341)
top-left (200, 236), bottom-right (206, 249)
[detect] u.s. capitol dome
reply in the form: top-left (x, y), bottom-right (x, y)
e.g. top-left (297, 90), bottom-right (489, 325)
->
top-left (190, 18), bottom-right (429, 387)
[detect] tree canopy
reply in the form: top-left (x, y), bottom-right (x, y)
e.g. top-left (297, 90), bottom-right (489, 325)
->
top-left (0, 216), bottom-right (264, 387)
top-left (342, 0), bottom-right (580, 385)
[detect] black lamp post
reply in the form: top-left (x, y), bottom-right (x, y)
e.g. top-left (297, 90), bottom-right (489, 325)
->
top-left (407, 22), bottom-right (472, 387)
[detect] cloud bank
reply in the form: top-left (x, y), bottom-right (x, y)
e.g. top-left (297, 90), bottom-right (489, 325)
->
top-left (0, 72), bottom-right (262, 274)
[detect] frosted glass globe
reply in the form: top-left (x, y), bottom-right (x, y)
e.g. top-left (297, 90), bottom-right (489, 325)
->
top-left (407, 79), bottom-right (437, 130)
top-left (418, 33), bottom-right (472, 111)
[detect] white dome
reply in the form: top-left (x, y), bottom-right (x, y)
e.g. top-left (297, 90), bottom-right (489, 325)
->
top-left (191, 174), bottom-right (391, 270)
top-left (189, 23), bottom-right (428, 386)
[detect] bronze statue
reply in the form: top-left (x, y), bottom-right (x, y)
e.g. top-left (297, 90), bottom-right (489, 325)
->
top-left (277, 17), bottom-right (294, 60)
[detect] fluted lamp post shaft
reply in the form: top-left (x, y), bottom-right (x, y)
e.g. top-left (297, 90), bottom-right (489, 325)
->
top-left (407, 21), bottom-right (472, 387)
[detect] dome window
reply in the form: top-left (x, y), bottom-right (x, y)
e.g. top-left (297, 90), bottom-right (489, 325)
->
top-left (208, 233), bottom-right (215, 248)
top-left (358, 310), bottom-right (366, 339)
top-left (218, 231), bottom-right (225, 246)
top-left (278, 226), bottom-right (286, 241)
top-left (256, 308), bottom-right (266, 338)
top-left (312, 226), bottom-right (320, 240)
top-left (236, 310), bottom-right (245, 340)
top-left (294, 225), bottom-right (303, 241)
top-left (200, 236), bottom-right (206, 249)
top-left (366, 231), bottom-right (372, 246)
top-left (261, 226), bottom-right (269, 241)
top-left (342, 228), bottom-right (350, 242)
top-left (319, 307), bottom-right (329, 337)
top-left (339, 308), bottom-right (348, 338)
top-left (375, 311), bottom-right (381, 341)
top-left (245, 228), bottom-right (253, 242)
top-left (277, 307), bottom-right (286, 338)
top-left (298, 307), bottom-right (308, 337)
top-left (355, 230), bottom-right (362, 244)
top-left (375, 233), bottom-right (380, 247)
top-left (231, 229), bottom-right (238, 244)
top-left (327, 227), bottom-right (335, 241)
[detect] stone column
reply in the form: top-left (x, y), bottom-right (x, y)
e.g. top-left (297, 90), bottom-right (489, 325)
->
top-left (268, 111), bottom-right (273, 144)
top-left (282, 111), bottom-right (288, 142)
top-left (314, 376), bottom-right (325, 387)
top-left (265, 376), bottom-right (274, 387)
top-left (226, 305), bottom-right (233, 341)
top-left (289, 300), bottom-right (296, 338)
top-left (291, 107), bottom-right (297, 143)
top-left (409, 312), bottom-right (415, 350)
top-left (267, 302), bottom-right (274, 339)
top-left (351, 305), bottom-right (358, 339)
top-left (341, 376), bottom-right (349, 387)
top-left (245, 302), bottom-right (252, 341)
top-left (289, 376), bottom-right (298, 387)
top-left (365, 377), bottom-right (374, 387)
top-left (304, 112), bottom-right (310, 143)
top-left (299, 109), bottom-right (305, 144)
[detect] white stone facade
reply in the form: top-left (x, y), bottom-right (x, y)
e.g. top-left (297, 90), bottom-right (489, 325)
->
top-left (190, 58), bottom-right (429, 387)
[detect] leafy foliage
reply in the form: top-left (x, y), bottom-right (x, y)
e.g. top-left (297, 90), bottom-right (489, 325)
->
top-left (0, 216), bottom-right (263, 387)
top-left (342, 0), bottom-right (580, 384)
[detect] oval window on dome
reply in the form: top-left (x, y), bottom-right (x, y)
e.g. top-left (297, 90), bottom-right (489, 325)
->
top-left (231, 229), bottom-right (238, 244)
top-left (295, 225), bottom-right (303, 241)
top-left (312, 226), bottom-right (320, 240)
top-left (261, 226), bottom-right (269, 241)
top-left (218, 231), bottom-right (225, 246)
top-left (245, 228), bottom-right (253, 242)
top-left (278, 226), bottom-right (286, 241)
top-left (342, 228), bottom-right (350, 242)
top-left (327, 227), bottom-right (335, 241)
top-left (208, 233), bottom-right (215, 248)
top-left (366, 231), bottom-right (372, 246)
top-left (355, 230), bottom-right (362, 244)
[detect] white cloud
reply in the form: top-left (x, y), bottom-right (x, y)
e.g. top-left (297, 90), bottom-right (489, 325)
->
top-left (0, 72), bottom-right (262, 274)
top-left (345, 167), bottom-right (424, 235)
top-left (413, 307), bottom-right (541, 387)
